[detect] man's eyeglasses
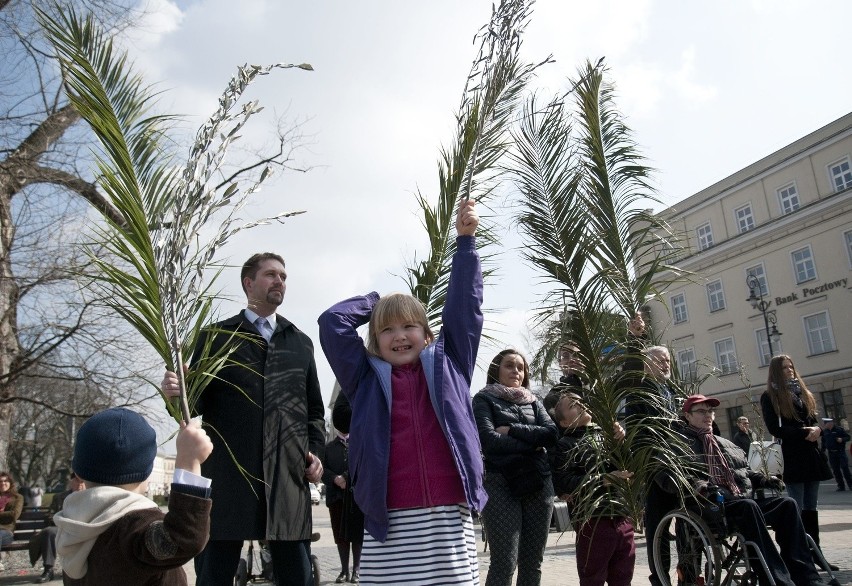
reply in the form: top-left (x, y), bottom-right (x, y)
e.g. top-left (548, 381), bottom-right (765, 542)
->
top-left (690, 408), bottom-right (716, 416)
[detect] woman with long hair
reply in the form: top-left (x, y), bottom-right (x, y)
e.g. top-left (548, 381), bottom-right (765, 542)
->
top-left (473, 349), bottom-right (558, 586)
top-left (760, 354), bottom-right (836, 571)
top-left (0, 471), bottom-right (24, 570)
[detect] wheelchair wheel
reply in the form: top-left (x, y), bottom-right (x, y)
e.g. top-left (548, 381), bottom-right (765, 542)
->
top-left (234, 558), bottom-right (248, 586)
top-left (311, 554), bottom-right (321, 586)
top-left (653, 510), bottom-right (722, 586)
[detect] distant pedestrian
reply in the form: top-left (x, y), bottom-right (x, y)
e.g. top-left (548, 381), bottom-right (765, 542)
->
top-left (29, 473), bottom-right (86, 583)
top-left (821, 418), bottom-right (852, 491)
top-left (733, 416), bottom-right (754, 455)
top-left (29, 486), bottom-right (43, 508)
top-left (323, 428), bottom-right (364, 584)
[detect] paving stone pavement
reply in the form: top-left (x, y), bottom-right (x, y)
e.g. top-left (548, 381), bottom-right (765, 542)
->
top-left (3, 480), bottom-right (851, 585)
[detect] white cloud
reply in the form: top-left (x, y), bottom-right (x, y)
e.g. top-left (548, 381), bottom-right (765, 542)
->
top-left (671, 46), bottom-right (718, 107)
top-left (125, 0), bottom-right (184, 51)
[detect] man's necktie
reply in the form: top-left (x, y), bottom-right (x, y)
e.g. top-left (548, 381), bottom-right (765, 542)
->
top-left (255, 317), bottom-right (273, 342)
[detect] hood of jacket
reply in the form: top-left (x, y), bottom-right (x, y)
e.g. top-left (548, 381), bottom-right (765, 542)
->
top-left (53, 486), bottom-right (158, 579)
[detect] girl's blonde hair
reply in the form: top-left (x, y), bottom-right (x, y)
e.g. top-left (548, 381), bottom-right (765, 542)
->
top-left (765, 354), bottom-right (816, 421)
top-left (366, 294), bottom-right (434, 356)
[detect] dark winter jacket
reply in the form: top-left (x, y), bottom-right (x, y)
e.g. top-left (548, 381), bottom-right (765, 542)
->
top-left (733, 429), bottom-right (753, 455)
top-left (472, 392), bottom-right (558, 478)
top-left (551, 425), bottom-right (630, 522)
top-left (322, 436), bottom-right (351, 508)
top-left (318, 236), bottom-right (487, 542)
top-left (760, 391), bottom-right (829, 483)
top-left (658, 422), bottom-right (775, 499)
top-left (822, 426), bottom-right (851, 453)
top-left (543, 373), bottom-right (586, 412)
top-left (193, 311), bottom-right (325, 540)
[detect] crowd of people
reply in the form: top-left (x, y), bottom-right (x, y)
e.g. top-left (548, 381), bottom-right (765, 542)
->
top-left (1, 198), bottom-right (847, 586)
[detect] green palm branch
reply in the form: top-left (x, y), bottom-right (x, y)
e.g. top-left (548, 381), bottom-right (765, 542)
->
top-left (509, 59), bottom-right (697, 526)
top-left (39, 7), bottom-right (310, 423)
top-left (403, 0), bottom-right (542, 330)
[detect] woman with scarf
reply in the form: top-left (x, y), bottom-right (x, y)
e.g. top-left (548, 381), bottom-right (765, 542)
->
top-left (0, 471), bottom-right (24, 570)
top-left (473, 349), bottom-right (558, 586)
top-left (761, 354), bottom-right (836, 571)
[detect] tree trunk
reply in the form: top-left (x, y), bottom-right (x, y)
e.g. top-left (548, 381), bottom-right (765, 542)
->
top-left (0, 188), bottom-right (20, 470)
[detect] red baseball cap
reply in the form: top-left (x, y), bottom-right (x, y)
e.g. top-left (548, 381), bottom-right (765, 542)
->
top-left (682, 394), bottom-right (721, 413)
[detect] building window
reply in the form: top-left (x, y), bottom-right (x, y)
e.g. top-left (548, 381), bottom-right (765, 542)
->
top-left (829, 157), bottom-right (852, 192)
top-left (745, 263), bottom-right (769, 297)
top-left (845, 230), bottom-right (852, 269)
top-left (803, 311), bottom-right (836, 355)
top-left (696, 222), bottom-right (714, 251)
top-left (727, 406), bottom-right (745, 437)
top-left (790, 245), bottom-right (817, 283)
top-left (676, 348), bottom-right (697, 382)
top-left (734, 203), bottom-right (755, 234)
top-left (755, 328), bottom-right (781, 367)
top-left (671, 293), bottom-right (688, 324)
top-left (777, 183), bottom-right (800, 215)
top-left (822, 390), bottom-right (846, 421)
top-left (715, 337), bottom-right (738, 375)
top-left (707, 279), bottom-right (726, 312)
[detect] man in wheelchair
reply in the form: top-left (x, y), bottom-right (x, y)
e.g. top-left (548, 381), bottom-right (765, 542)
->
top-left (657, 394), bottom-right (828, 586)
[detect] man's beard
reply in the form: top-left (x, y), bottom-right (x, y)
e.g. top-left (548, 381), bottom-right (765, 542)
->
top-left (266, 290), bottom-right (284, 306)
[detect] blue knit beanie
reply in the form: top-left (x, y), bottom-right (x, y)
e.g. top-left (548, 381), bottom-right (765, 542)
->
top-left (72, 408), bottom-right (157, 485)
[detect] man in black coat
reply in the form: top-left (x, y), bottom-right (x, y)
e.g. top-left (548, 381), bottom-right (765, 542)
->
top-left (821, 418), bottom-right (852, 491)
top-left (163, 252), bottom-right (325, 586)
top-left (733, 416), bottom-right (754, 455)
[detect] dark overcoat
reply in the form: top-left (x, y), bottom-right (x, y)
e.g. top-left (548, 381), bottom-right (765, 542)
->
top-left (193, 311), bottom-right (325, 540)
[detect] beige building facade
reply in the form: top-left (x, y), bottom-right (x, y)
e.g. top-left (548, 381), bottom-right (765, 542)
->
top-left (645, 112), bottom-right (852, 439)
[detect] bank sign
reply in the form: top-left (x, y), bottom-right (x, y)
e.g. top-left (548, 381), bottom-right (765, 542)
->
top-left (775, 277), bottom-right (848, 305)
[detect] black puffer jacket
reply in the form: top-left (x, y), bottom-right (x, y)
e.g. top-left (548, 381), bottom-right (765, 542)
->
top-left (658, 421), bottom-right (774, 498)
top-left (472, 390), bottom-right (558, 477)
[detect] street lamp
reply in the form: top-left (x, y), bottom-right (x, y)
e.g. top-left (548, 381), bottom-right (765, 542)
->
top-left (746, 274), bottom-right (782, 358)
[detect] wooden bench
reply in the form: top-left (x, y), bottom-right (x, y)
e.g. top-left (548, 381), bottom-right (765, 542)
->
top-left (5, 507), bottom-right (52, 552)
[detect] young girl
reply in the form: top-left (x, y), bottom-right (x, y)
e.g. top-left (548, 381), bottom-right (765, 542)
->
top-left (318, 200), bottom-right (486, 585)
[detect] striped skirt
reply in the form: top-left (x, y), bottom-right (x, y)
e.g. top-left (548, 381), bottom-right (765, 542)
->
top-left (359, 504), bottom-right (480, 585)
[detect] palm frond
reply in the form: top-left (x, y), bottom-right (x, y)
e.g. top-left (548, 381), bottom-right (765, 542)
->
top-left (403, 0), bottom-right (542, 330)
top-left (39, 6), bottom-right (310, 422)
top-left (508, 58), bottom-right (698, 528)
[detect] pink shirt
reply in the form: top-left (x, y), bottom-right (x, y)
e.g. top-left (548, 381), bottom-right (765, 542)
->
top-left (386, 362), bottom-right (466, 510)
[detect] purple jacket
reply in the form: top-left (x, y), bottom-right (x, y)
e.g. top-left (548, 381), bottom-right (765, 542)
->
top-left (318, 236), bottom-right (487, 541)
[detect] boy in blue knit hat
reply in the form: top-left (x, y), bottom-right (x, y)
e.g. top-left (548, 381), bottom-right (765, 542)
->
top-left (53, 408), bottom-right (213, 585)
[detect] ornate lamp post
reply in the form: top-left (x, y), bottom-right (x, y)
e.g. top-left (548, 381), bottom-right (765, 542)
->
top-left (746, 274), bottom-right (782, 358)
